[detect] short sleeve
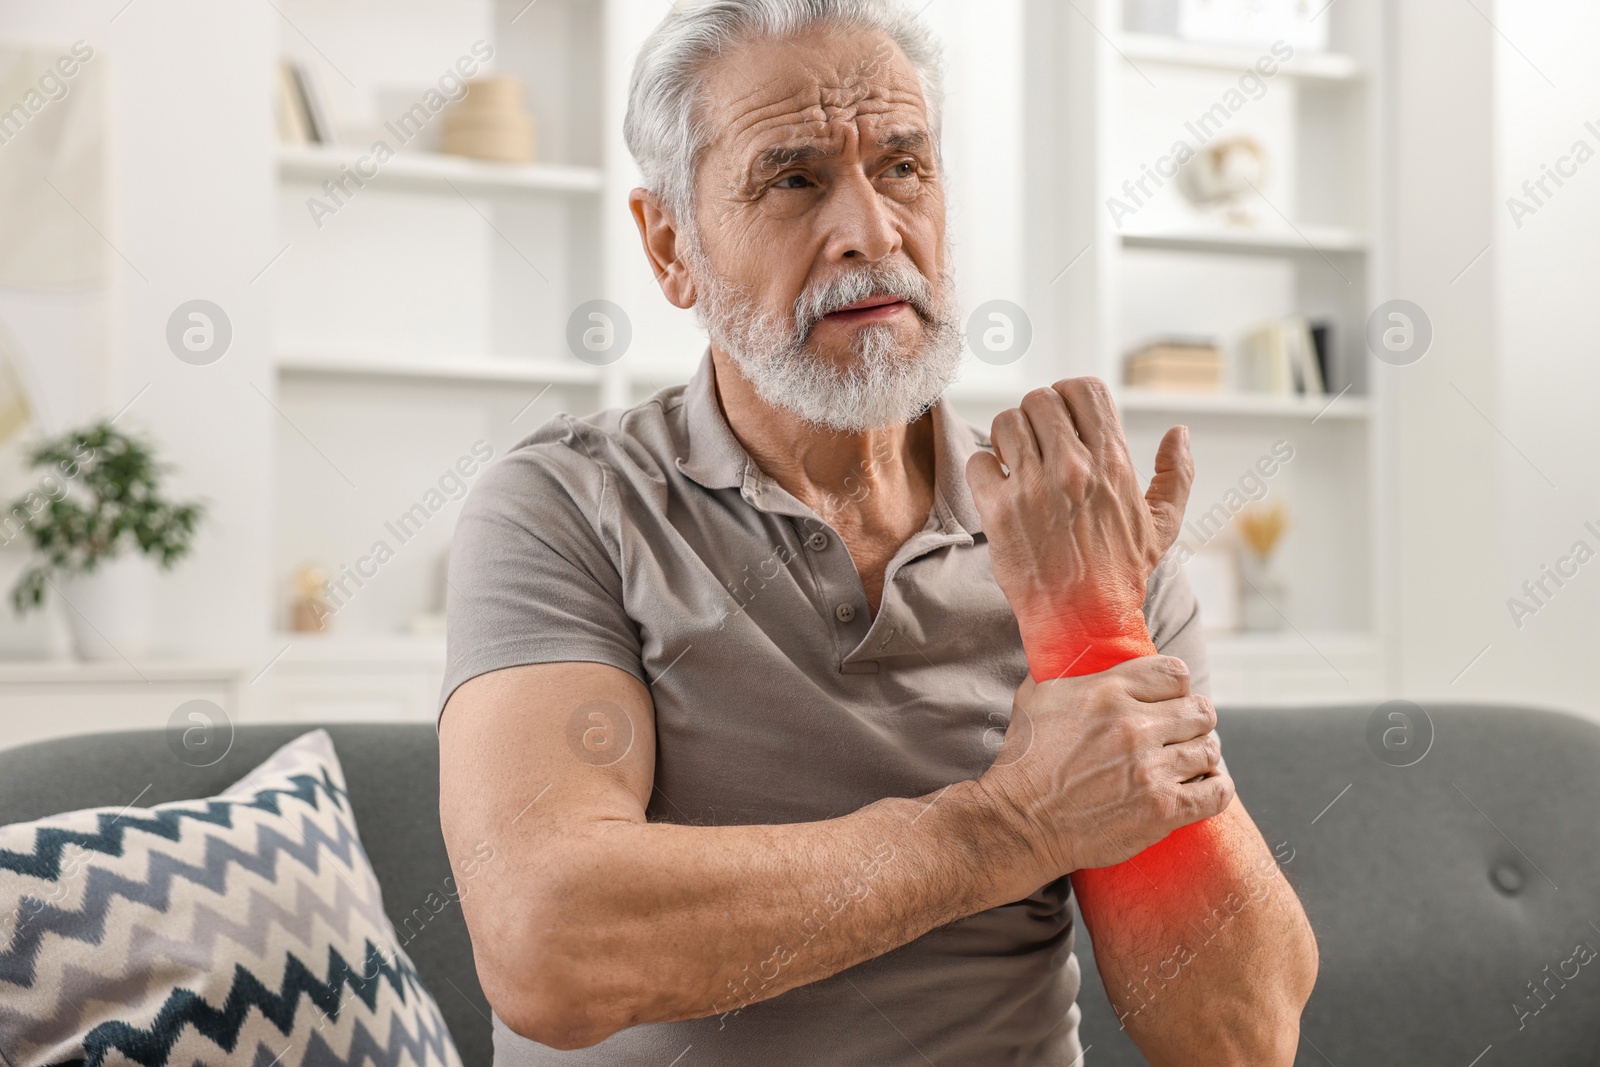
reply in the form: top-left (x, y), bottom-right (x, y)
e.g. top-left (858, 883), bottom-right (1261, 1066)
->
top-left (437, 428), bottom-right (646, 725)
top-left (1142, 561), bottom-right (1227, 775)
top-left (1142, 562), bottom-right (1212, 698)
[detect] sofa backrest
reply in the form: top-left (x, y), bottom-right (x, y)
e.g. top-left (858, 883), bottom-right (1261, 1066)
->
top-left (0, 723), bottom-right (493, 1067)
top-left (4, 704), bottom-right (1598, 1067)
top-left (1074, 703), bottom-right (1600, 1066)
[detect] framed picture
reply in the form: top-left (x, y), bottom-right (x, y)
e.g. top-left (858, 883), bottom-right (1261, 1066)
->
top-left (1178, 0), bottom-right (1330, 52)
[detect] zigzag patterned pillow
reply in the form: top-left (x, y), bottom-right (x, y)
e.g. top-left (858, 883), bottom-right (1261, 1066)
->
top-left (0, 729), bottom-right (463, 1067)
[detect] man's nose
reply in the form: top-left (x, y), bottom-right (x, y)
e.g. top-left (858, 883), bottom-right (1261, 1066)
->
top-left (820, 170), bottom-right (904, 264)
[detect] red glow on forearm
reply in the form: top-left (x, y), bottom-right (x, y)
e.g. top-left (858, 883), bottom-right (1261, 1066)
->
top-left (1024, 618), bottom-right (1231, 965)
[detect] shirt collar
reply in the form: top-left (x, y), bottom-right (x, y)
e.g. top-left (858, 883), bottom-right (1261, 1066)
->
top-left (675, 347), bottom-right (987, 536)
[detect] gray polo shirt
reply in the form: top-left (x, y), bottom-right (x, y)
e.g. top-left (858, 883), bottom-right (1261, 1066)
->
top-left (441, 348), bottom-right (1211, 1066)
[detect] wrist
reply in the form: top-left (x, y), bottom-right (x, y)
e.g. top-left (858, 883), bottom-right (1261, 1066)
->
top-left (1014, 605), bottom-right (1156, 679)
top-left (957, 775), bottom-right (1054, 906)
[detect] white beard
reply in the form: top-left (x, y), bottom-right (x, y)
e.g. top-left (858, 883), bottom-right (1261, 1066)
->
top-left (687, 240), bottom-right (965, 433)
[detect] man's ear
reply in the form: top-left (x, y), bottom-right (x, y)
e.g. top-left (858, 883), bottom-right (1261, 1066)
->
top-left (629, 188), bottom-right (697, 310)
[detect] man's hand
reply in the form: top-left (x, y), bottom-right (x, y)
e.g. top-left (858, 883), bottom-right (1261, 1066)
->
top-left (977, 655), bottom-right (1231, 889)
top-left (965, 377), bottom-right (1193, 676)
top-left (966, 377), bottom-right (1316, 1065)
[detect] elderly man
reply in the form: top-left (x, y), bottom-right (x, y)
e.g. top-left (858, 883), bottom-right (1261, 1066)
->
top-left (438, 0), bottom-right (1318, 1063)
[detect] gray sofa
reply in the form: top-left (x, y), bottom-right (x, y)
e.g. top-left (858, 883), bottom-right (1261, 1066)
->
top-left (2, 704), bottom-right (1596, 1066)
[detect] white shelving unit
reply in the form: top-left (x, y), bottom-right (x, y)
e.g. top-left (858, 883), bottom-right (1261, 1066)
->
top-left (1118, 225), bottom-right (1368, 255)
top-left (262, 0), bottom-right (635, 721)
top-left (1027, 0), bottom-right (1390, 703)
top-left (1114, 32), bottom-right (1363, 81)
top-left (277, 351), bottom-right (604, 387)
top-left (278, 144), bottom-right (605, 198)
top-left (254, 0), bottom-right (1393, 717)
top-left (259, 633), bottom-right (448, 724)
top-left (1117, 388), bottom-right (1369, 421)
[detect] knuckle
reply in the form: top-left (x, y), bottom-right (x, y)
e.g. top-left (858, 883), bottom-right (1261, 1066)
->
top-left (1212, 774), bottom-right (1236, 813)
top-left (1105, 716), bottom-right (1138, 752)
top-left (1095, 696), bottom-right (1124, 727)
top-left (1130, 756), bottom-right (1156, 792)
top-left (1150, 784), bottom-right (1182, 824)
top-left (993, 408), bottom-right (1026, 435)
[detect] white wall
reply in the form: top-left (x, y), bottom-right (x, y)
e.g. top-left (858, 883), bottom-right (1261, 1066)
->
top-left (5, 1), bottom-right (277, 664)
top-left (1385, 0), bottom-right (1503, 702)
top-left (1478, 0), bottom-right (1600, 714)
top-left (1388, 0), bottom-right (1599, 717)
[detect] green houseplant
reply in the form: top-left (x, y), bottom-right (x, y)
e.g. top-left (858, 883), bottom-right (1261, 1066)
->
top-left (5, 421), bottom-right (204, 657)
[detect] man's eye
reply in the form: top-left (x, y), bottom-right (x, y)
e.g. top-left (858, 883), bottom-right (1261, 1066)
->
top-left (890, 161), bottom-right (917, 178)
top-left (774, 174), bottom-right (813, 189)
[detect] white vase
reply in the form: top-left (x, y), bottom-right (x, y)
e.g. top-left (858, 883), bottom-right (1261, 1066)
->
top-left (1239, 553), bottom-right (1287, 632)
top-left (57, 554), bottom-right (158, 661)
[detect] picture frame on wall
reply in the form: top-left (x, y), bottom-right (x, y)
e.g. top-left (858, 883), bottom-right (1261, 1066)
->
top-left (1124, 0), bottom-right (1331, 51)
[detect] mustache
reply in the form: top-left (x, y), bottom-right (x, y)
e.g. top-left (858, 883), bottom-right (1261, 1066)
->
top-left (793, 260), bottom-right (941, 340)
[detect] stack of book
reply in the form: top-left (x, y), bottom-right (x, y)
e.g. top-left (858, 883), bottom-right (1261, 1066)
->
top-left (1236, 317), bottom-right (1332, 396)
top-left (1123, 338), bottom-right (1224, 393)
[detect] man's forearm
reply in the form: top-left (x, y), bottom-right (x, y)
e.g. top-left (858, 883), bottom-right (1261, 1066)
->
top-left (490, 778), bottom-right (1026, 1048)
top-left (1081, 796), bottom-right (1317, 1064)
top-left (1022, 612), bottom-right (1317, 1066)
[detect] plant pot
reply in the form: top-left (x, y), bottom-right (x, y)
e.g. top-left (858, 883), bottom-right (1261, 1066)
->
top-left (57, 554), bottom-right (158, 661)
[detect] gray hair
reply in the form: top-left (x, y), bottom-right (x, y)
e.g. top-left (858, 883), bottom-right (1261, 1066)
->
top-left (623, 0), bottom-right (945, 235)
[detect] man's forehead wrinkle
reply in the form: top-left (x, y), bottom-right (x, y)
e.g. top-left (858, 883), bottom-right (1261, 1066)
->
top-left (702, 27), bottom-right (920, 125)
top-left (695, 30), bottom-right (934, 206)
top-left (699, 27), bottom-right (854, 121)
top-left (721, 81), bottom-right (925, 153)
top-left (699, 48), bottom-right (789, 136)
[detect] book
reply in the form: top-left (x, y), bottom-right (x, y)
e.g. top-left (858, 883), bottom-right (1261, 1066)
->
top-left (1123, 338), bottom-right (1223, 393)
top-left (277, 60), bottom-right (335, 145)
top-left (1236, 318), bottom-right (1326, 396)
top-left (274, 62), bottom-right (312, 145)
top-left (1285, 316), bottom-right (1324, 394)
top-left (289, 63), bottom-right (335, 144)
top-left (1236, 323), bottom-right (1290, 395)
top-left (1309, 320), bottom-right (1334, 392)
top-left (0, 328), bottom-right (34, 446)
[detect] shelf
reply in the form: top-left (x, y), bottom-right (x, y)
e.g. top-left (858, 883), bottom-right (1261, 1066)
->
top-left (1205, 629), bottom-right (1384, 706)
top-left (1207, 630), bottom-right (1378, 656)
top-left (1120, 226), bottom-right (1368, 257)
top-left (1115, 33), bottom-right (1362, 81)
top-left (944, 381), bottom-right (1032, 408)
top-left (277, 352), bottom-right (604, 386)
top-left (1117, 389), bottom-right (1369, 421)
top-left (268, 633), bottom-right (445, 666)
top-left (0, 660), bottom-right (246, 685)
top-left (277, 145), bottom-right (605, 199)
top-left (937, 385), bottom-right (1370, 422)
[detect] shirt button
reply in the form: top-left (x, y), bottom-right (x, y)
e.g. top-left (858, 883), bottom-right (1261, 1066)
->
top-left (835, 602), bottom-right (857, 623)
top-left (807, 531), bottom-right (828, 551)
